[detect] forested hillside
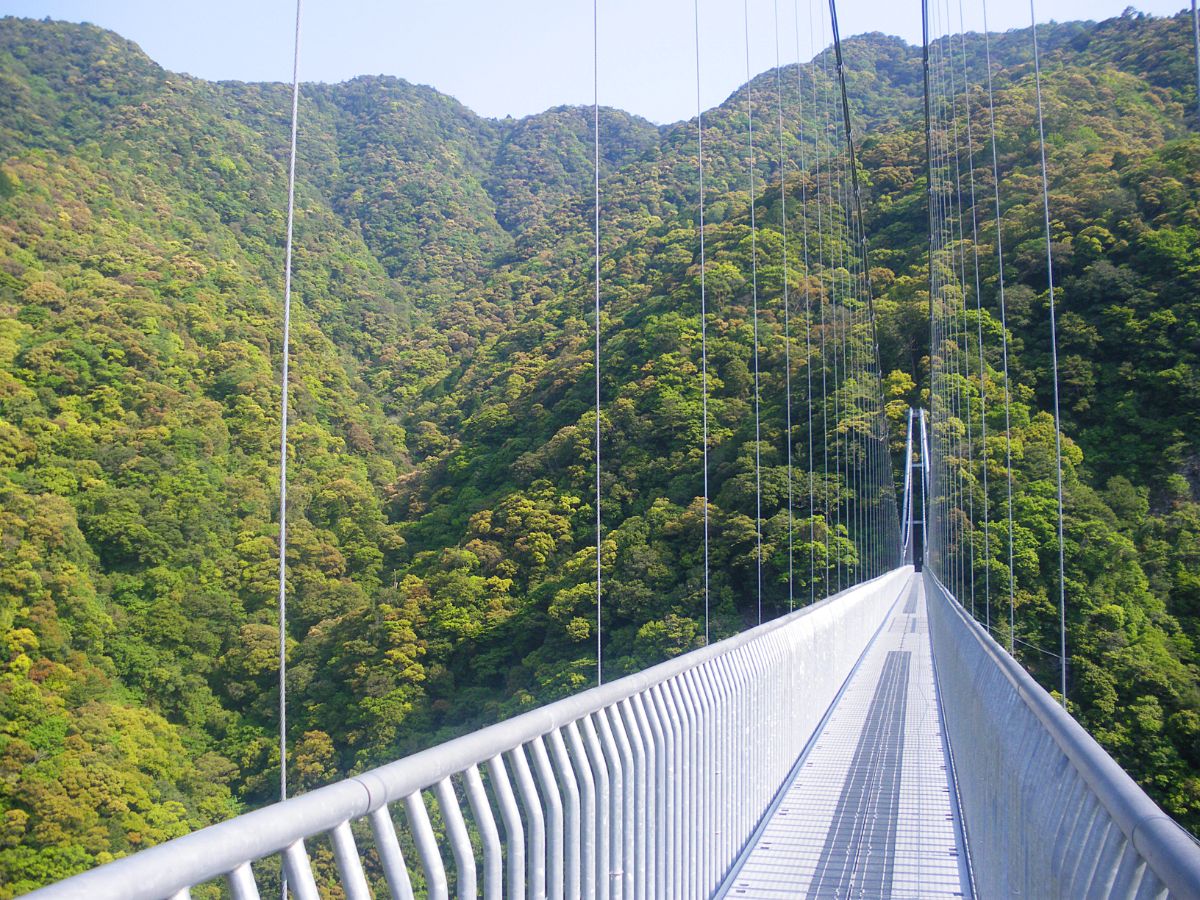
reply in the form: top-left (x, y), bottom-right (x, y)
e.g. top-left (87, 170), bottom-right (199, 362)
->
top-left (0, 10), bottom-right (1197, 892)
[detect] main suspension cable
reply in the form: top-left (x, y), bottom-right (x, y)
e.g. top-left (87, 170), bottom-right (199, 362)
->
top-left (829, 0), bottom-right (888, 586)
top-left (818, 0), bottom-right (844, 592)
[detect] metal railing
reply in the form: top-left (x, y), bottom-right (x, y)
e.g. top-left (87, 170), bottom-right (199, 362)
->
top-left (31, 570), bottom-right (909, 900)
top-left (926, 573), bottom-right (1200, 900)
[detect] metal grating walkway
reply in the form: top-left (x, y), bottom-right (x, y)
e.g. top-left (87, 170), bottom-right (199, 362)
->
top-left (718, 575), bottom-right (973, 899)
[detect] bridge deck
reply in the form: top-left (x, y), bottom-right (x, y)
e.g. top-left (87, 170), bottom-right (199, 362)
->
top-left (719, 574), bottom-right (973, 899)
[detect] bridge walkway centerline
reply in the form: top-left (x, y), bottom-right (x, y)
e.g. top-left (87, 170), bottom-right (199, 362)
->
top-left (718, 573), bottom-right (973, 899)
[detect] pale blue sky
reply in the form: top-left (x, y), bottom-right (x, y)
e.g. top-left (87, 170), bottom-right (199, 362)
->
top-left (1, 1), bottom-right (1189, 123)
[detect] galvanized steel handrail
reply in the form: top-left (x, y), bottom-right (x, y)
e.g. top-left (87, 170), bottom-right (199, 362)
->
top-left (31, 570), bottom-right (910, 900)
top-left (926, 572), bottom-right (1200, 900)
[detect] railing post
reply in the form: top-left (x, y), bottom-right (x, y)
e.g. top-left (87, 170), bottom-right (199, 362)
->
top-left (486, 755), bottom-right (525, 900)
top-left (433, 778), bottom-right (477, 900)
top-left (528, 737), bottom-right (564, 899)
top-left (463, 765), bottom-right (503, 900)
top-left (403, 791), bottom-right (449, 900)
top-left (369, 805), bottom-right (416, 900)
top-left (545, 730), bottom-right (581, 899)
top-left (507, 745), bottom-right (546, 899)
top-left (579, 715), bottom-right (611, 900)
top-left (563, 721), bottom-right (597, 899)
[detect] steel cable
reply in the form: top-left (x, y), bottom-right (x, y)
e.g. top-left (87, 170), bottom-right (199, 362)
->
top-left (276, 4), bottom-right (302, 897)
top-left (743, 0), bottom-right (765, 624)
top-left (1029, 0), bottom-right (1069, 706)
top-left (694, 0), bottom-right (711, 644)
top-left (593, 0), bottom-right (604, 683)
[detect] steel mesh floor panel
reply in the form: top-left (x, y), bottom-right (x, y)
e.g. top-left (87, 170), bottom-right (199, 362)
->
top-left (719, 575), bottom-right (972, 899)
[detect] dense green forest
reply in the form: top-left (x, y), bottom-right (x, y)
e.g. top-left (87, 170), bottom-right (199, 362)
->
top-left (0, 9), bottom-right (1197, 893)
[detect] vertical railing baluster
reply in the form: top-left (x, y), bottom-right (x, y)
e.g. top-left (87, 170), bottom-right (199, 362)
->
top-left (666, 678), bottom-right (694, 900)
top-left (329, 820), bottom-right (371, 900)
top-left (566, 720), bottom-right (599, 899)
top-left (605, 705), bottom-right (635, 899)
top-left (548, 729), bottom-right (582, 899)
top-left (648, 684), bottom-right (677, 898)
top-left (486, 755), bottom-right (525, 900)
top-left (464, 765), bottom-right (503, 900)
top-left (706, 657), bottom-right (726, 875)
top-left (404, 791), bottom-right (449, 900)
top-left (370, 805), bottom-right (416, 900)
top-left (682, 675), bottom-right (706, 900)
top-left (281, 840), bottom-right (320, 900)
top-left (580, 716), bottom-right (610, 900)
top-left (693, 665), bottom-right (717, 891)
top-left (594, 709), bottom-right (625, 898)
top-left (633, 691), bottom-right (672, 897)
top-left (529, 736), bottom-right (565, 899)
top-left (226, 862), bottom-right (260, 900)
top-left (615, 700), bottom-right (647, 899)
top-left (731, 646), bottom-right (751, 859)
top-left (434, 777), bottom-right (477, 900)
top-left (630, 693), bottom-right (662, 896)
top-left (712, 654), bottom-right (735, 872)
top-left (508, 744), bottom-right (547, 899)
top-left (684, 670), bottom-right (709, 898)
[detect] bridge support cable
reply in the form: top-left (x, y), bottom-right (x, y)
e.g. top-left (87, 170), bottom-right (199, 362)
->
top-left (793, 0), bottom-right (818, 605)
top-left (922, 0), bottom-right (941, 584)
top-left (813, 17), bottom-right (833, 599)
top-left (1029, 0), bottom-right (1069, 706)
top-left (829, 4), bottom-right (851, 590)
top-left (940, 7), bottom-right (969, 610)
top-left (742, 0), bottom-right (765, 624)
top-left (956, 0), bottom-right (992, 627)
top-left (920, 409), bottom-right (932, 556)
top-left (773, 0), bottom-right (796, 611)
top-left (593, 0), bottom-right (604, 684)
top-left (980, 0), bottom-right (1017, 647)
top-left (925, 0), bottom-right (981, 616)
top-left (693, 0), bottom-right (711, 644)
top-left (276, 9), bottom-right (302, 900)
top-left (943, 5), bottom-right (976, 615)
top-left (815, 3), bottom-right (842, 593)
top-left (930, 6), bottom-right (959, 602)
top-left (942, 0), bottom-right (976, 616)
top-left (826, 0), bottom-right (901, 585)
top-left (1192, 0), bottom-right (1200, 122)
top-left (900, 408), bottom-right (915, 562)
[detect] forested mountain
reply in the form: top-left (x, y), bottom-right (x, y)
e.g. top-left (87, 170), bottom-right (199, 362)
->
top-left (0, 9), bottom-right (1197, 893)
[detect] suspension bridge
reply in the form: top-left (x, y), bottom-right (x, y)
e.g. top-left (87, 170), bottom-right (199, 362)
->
top-left (24, 0), bottom-right (1200, 897)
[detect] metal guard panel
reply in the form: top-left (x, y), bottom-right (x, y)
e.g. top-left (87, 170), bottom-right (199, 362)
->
top-left (926, 572), bottom-right (1200, 900)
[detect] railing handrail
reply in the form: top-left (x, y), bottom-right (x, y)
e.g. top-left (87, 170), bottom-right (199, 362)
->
top-left (928, 573), bottom-right (1200, 898)
top-left (29, 572), bottom-right (900, 899)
